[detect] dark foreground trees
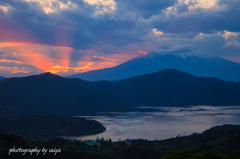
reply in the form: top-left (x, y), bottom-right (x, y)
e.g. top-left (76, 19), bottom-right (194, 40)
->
top-left (2, 124), bottom-right (240, 159)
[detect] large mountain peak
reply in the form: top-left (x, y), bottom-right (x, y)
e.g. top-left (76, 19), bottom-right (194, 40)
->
top-left (174, 51), bottom-right (213, 59)
top-left (66, 52), bottom-right (240, 82)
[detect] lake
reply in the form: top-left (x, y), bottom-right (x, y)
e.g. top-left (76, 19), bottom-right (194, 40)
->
top-left (70, 106), bottom-right (240, 141)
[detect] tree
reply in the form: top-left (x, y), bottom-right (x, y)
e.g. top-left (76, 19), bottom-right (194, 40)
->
top-left (95, 136), bottom-right (100, 142)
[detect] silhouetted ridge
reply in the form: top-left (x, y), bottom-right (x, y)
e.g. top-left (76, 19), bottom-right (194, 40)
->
top-left (76, 69), bottom-right (240, 107)
top-left (66, 54), bottom-right (240, 82)
top-left (117, 68), bottom-right (192, 83)
top-left (39, 72), bottom-right (55, 76)
top-left (35, 72), bottom-right (65, 80)
top-left (0, 72), bottom-right (132, 117)
top-left (0, 75), bottom-right (5, 79)
top-left (1, 69), bottom-right (240, 117)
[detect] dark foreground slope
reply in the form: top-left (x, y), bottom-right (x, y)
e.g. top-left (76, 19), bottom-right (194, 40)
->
top-left (0, 115), bottom-right (106, 139)
top-left (1, 124), bottom-right (240, 159)
top-left (0, 73), bottom-right (132, 117)
top-left (70, 69), bottom-right (240, 107)
top-left (125, 124), bottom-right (240, 158)
top-left (0, 132), bottom-right (113, 159)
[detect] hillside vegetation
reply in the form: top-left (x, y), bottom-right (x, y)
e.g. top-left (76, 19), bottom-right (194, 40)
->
top-left (0, 115), bottom-right (106, 140)
top-left (1, 124), bottom-right (240, 159)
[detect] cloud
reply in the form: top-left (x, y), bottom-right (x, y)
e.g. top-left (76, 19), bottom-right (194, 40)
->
top-left (83, 0), bottom-right (116, 15)
top-left (138, 50), bottom-right (148, 55)
top-left (0, 4), bottom-right (11, 12)
top-left (0, 59), bottom-right (24, 64)
top-left (152, 29), bottom-right (163, 36)
top-left (0, 66), bottom-right (31, 75)
top-left (151, 0), bottom-right (240, 35)
top-left (115, 0), bottom-right (178, 19)
top-left (46, 62), bottom-right (95, 73)
top-left (99, 62), bottom-right (115, 65)
top-left (19, 0), bottom-right (79, 14)
top-left (0, 0), bottom-right (240, 77)
top-left (94, 55), bottom-right (117, 61)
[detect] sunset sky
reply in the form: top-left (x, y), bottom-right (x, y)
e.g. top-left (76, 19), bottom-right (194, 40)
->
top-left (0, 0), bottom-right (239, 77)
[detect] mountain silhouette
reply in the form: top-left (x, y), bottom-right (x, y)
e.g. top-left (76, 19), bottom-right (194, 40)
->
top-left (0, 72), bottom-right (132, 117)
top-left (1, 69), bottom-right (240, 117)
top-left (71, 69), bottom-right (240, 107)
top-left (67, 53), bottom-right (240, 82)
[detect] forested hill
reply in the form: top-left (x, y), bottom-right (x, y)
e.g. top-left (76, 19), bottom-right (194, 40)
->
top-left (69, 69), bottom-right (240, 107)
top-left (0, 115), bottom-right (106, 140)
top-left (0, 73), bottom-right (132, 117)
top-left (1, 69), bottom-right (240, 117)
top-left (1, 124), bottom-right (240, 159)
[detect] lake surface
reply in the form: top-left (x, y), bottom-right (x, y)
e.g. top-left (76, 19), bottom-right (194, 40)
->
top-left (71, 106), bottom-right (240, 141)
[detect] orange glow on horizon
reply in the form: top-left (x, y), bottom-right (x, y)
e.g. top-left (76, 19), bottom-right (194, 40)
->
top-left (47, 65), bottom-right (69, 73)
top-left (0, 66), bottom-right (10, 69)
top-left (99, 62), bottom-right (115, 65)
top-left (78, 61), bottom-right (95, 69)
top-left (59, 49), bottom-right (71, 72)
top-left (12, 70), bottom-right (29, 74)
top-left (0, 66), bottom-right (29, 74)
top-left (2, 41), bottom-right (73, 50)
top-left (0, 41), bottom-right (74, 74)
top-left (111, 59), bottom-right (117, 61)
top-left (94, 55), bottom-right (118, 61)
top-left (0, 59), bottom-right (24, 64)
top-left (0, 41), bottom-right (146, 76)
top-left (46, 62), bottom-right (95, 73)
top-left (17, 51), bottom-right (56, 73)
